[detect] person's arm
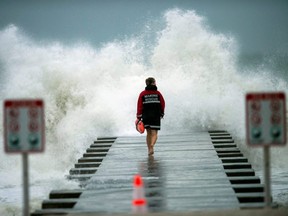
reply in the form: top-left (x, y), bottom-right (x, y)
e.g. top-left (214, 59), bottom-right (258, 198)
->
top-left (159, 92), bottom-right (165, 118)
top-left (137, 93), bottom-right (143, 119)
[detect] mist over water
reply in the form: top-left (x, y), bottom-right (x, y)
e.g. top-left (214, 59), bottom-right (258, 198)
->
top-left (0, 9), bottom-right (288, 214)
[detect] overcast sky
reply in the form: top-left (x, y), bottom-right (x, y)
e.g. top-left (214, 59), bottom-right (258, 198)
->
top-left (0, 0), bottom-right (287, 55)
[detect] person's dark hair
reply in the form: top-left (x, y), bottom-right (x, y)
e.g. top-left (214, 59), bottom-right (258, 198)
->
top-left (145, 77), bottom-right (156, 86)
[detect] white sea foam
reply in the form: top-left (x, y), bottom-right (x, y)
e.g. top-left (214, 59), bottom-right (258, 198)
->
top-left (0, 9), bottom-right (287, 214)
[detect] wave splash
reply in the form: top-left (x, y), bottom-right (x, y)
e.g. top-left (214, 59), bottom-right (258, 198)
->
top-left (0, 9), bottom-right (287, 211)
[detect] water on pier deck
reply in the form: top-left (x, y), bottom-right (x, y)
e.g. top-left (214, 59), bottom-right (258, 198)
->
top-left (74, 132), bottom-right (239, 213)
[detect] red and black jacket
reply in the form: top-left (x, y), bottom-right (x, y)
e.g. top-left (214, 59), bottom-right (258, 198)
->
top-left (137, 85), bottom-right (165, 120)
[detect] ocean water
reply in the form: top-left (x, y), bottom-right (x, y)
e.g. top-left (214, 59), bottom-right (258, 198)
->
top-left (0, 9), bottom-right (288, 215)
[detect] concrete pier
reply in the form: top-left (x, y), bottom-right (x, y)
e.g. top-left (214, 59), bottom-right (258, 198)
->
top-left (31, 131), bottom-right (279, 216)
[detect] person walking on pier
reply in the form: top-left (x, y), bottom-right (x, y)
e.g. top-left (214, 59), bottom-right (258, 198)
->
top-left (137, 77), bottom-right (165, 155)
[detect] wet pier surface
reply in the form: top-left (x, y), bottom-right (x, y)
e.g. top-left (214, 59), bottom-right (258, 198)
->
top-left (76, 132), bottom-right (239, 213)
top-left (32, 131), bottom-right (272, 215)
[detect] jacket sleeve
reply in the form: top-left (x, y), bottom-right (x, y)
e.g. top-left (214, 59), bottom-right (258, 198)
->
top-left (136, 93), bottom-right (143, 119)
top-left (159, 92), bottom-right (165, 117)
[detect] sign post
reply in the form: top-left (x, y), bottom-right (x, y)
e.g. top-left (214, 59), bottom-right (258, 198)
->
top-left (246, 92), bottom-right (286, 207)
top-left (263, 146), bottom-right (271, 207)
top-left (4, 99), bottom-right (45, 216)
top-left (23, 152), bottom-right (29, 216)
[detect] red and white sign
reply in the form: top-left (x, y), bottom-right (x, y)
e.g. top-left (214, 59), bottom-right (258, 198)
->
top-left (4, 99), bottom-right (45, 153)
top-left (246, 92), bottom-right (286, 146)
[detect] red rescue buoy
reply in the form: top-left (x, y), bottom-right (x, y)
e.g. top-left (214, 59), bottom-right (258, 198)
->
top-left (135, 119), bottom-right (145, 134)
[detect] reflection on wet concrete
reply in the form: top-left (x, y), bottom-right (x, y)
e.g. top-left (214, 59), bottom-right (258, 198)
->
top-left (74, 134), bottom-right (239, 213)
top-left (139, 156), bottom-right (166, 212)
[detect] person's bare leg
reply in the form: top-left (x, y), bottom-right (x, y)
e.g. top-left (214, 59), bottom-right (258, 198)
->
top-left (146, 129), bottom-right (153, 155)
top-left (147, 130), bottom-right (157, 155)
top-left (151, 130), bottom-right (158, 150)
top-left (146, 129), bottom-right (158, 155)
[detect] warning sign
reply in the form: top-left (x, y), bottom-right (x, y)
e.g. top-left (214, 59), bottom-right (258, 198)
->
top-left (246, 92), bottom-right (286, 146)
top-left (4, 99), bottom-right (45, 153)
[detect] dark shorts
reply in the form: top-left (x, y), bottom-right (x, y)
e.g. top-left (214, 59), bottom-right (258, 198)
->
top-left (143, 117), bottom-right (161, 130)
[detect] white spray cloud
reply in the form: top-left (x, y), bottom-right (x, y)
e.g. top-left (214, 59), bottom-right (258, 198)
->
top-left (0, 9), bottom-right (288, 212)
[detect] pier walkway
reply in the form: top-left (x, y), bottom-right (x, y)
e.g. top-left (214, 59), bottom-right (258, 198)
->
top-left (32, 131), bottom-right (274, 215)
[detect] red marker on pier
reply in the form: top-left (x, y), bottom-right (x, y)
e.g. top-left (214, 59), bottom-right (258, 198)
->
top-left (132, 174), bottom-right (147, 213)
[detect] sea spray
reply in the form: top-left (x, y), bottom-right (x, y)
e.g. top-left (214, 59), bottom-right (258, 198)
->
top-left (0, 9), bottom-right (288, 214)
